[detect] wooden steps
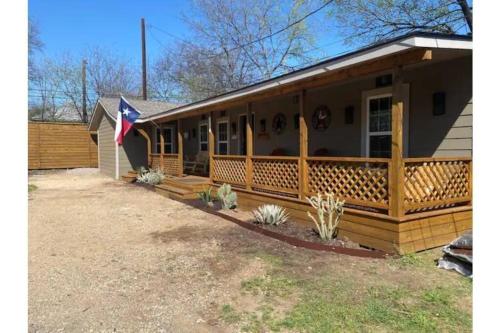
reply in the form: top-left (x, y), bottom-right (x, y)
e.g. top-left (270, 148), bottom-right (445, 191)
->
top-left (155, 175), bottom-right (211, 200)
top-left (122, 170), bottom-right (138, 183)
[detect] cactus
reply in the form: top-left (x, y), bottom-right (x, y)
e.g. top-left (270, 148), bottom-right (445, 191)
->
top-left (217, 183), bottom-right (237, 209)
top-left (306, 193), bottom-right (345, 241)
top-left (198, 186), bottom-right (214, 207)
top-left (253, 204), bottom-right (289, 226)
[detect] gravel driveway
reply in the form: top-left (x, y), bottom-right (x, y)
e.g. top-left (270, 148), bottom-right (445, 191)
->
top-left (29, 170), bottom-right (471, 333)
top-left (28, 170), bottom-right (311, 332)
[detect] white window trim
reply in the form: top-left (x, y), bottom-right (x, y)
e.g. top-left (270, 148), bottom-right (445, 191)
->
top-left (366, 93), bottom-right (392, 158)
top-left (216, 118), bottom-right (230, 155)
top-left (155, 126), bottom-right (175, 154)
top-left (199, 120), bottom-right (208, 152)
top-left (361, 85), bottom-right (410, 157)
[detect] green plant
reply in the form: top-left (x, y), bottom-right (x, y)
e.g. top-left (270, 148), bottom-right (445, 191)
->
top-left (28, 184), bottom-right (38, 192)
top-left (253, 204), bottom-right (289, 226)
top-left (136, 168), bottom-right (165, 185)
top-left (136, 166), bottom-right (148, 177)
top-left (306, 193), bottom-right (345, 241)
top-left (198, 186), bottom-right (214, 207)
top-left (217, 183), bottom-right (237, 209)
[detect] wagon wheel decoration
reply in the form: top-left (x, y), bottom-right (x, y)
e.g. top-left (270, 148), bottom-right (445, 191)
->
top-left (312, 105), bottom-right (331, 131)
top-left (272, 113), bottom-right (287, 134)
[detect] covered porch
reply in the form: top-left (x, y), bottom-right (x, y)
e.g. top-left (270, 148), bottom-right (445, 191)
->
top-left (141, 41), bottom-right (472, 253)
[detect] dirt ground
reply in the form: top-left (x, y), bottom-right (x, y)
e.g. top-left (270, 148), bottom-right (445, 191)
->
top-left (28, 170), bottom-right (471, 333)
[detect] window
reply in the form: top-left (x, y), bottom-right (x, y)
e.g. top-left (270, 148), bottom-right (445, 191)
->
top-left (367, 95), bottom-right (392, 158)
top-left (217, 120), bottom-right (229, 155)
top-left (155, 127), bottom-right (174, 154)
top-left (199, 122), bottom-right (208, 152)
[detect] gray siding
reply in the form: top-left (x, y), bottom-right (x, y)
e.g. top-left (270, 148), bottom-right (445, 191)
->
top-left (171, 54), bottom-right (472, 159)
top-left (118, 128), bottom-right (148, 176)
top-left (406, 56), bottom-right (472, 157)
top-left (98, 112), bottom-right (116, 178)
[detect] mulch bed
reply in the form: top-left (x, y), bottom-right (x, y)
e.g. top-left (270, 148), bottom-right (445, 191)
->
top-left (130, 182), bottom-right (390, 259)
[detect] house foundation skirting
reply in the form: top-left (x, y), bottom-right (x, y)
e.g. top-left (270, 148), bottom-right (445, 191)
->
top-left (232, 187), bottom-right (472, 254)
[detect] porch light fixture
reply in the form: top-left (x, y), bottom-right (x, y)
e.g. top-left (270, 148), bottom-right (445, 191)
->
top-left (433, 92), bottom-right (446, 116)
top-left (345, 106), bottom-right (354, 124)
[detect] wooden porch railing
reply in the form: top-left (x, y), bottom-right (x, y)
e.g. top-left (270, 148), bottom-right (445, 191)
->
top-left (403, 157), bottom-right (472, 213)
top-left (211, 155), bottom-right (472, 215)
top-left (306, 157), bottom-right (390, 210)
top-left (149, 153), bottom-right (180, 176)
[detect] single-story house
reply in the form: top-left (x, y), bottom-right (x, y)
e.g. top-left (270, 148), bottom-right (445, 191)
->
top-left (89, 32), bottom-right (472, 253)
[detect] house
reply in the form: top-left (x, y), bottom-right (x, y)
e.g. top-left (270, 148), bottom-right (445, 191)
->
top-left (89, 32), bottom-right (472, 254)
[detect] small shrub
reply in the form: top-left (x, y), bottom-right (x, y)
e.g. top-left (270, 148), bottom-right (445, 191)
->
top-left (198, 186), bottom-right (214, 207)
top-left (217, 183), bottom-right (237, 209)
top-left (253, 204), bottom-right (289, 226)
top-left (136, 168), bottom-right (165, 185)
top-left (306, 193), bottom-right (344, 241)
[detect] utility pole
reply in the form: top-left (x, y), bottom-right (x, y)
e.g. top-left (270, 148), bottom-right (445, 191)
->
top-left (456, 0), bottom-right (473, 33)
top-left (82, 59), bottom-right (87, 123)
top-left (141, 17), bottom-right (147, 100)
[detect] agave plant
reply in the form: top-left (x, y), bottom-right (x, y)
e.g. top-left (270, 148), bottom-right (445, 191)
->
top-left (198, 186), bottom-right (214, 207)
top-left (136, 168), bottom-right (165, 185)
top-left (253, 204), bottom-right (289, 226)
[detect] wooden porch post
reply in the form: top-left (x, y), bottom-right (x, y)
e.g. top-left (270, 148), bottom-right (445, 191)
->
top-left (177, 119), bottom-right (183, 176)
top-left (389, 67), bottom-right (405, 218)
top-left (299, 89), bottom-right (308, 200)
top-left (137, 128), bottom-right (152, 167)
top-left (246, 102), bottom-right (254, 190)
top-left (159, 124), bottom-right (165, 171)
top-left (208, 112), bottom-right (215, 183)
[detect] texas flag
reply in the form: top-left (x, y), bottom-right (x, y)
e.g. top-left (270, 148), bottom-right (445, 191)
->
top-left (114, 96), bottom-right (141, 145)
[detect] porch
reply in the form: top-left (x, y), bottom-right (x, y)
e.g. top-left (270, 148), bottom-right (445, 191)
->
top-left (140, 46), bottom-right (472, 253)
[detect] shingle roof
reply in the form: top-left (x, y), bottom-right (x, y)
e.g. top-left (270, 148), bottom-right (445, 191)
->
top-left (98, 97), bottom-right (178, 119)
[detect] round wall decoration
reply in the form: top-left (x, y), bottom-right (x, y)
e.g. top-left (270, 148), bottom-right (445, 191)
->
top-left (312, 105), bottom-right (331, 131)
top-left (272, 113), bottom-right (287, 134)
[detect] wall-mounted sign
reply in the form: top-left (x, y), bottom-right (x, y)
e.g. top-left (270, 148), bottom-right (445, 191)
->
top-left (312, 105), bottom-right (331, 131)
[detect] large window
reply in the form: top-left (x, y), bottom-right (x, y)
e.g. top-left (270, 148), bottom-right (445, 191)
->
top-left (155, 127), bottom-right (174, 154)
top-left (367, 95), bottom-right (392, 158)
top-left (217, 120), bottom-right (229, 155)
top-left (199, 122), bottom-right (208, 152)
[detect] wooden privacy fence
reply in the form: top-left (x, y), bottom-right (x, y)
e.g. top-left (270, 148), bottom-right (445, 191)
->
top-left (150, 153), bottom-right (181, 175)
top-left (28, 122), bottom-right (98, 170)
top-left (212, 154), bottom-right (472, 215)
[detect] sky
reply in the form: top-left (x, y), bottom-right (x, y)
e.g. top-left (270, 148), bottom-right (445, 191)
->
top-left (28, 0), bottom-right (346, 71)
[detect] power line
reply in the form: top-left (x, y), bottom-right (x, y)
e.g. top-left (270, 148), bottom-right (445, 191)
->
top-left (148, 0), bottom-right (334, 59)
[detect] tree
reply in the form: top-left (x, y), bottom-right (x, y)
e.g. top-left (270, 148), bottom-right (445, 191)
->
top-left (328, 0), bottom-right (472, 45)
top-left (28, 19), bottom-right (44, 81)
top-left (149, 0), bottom-right (318, 102)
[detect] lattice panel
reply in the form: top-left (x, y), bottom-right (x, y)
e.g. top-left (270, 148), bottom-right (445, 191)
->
top-left (306, 159), bottom-right (389, 207)
top-left (252, 158), bottom-right (299, 194)
top-left (404, 159), bottom-right (471, 211)
top-left (163, 155), bottom-right (179, 175)
top-left (213, 156), bottom-right (246, 185)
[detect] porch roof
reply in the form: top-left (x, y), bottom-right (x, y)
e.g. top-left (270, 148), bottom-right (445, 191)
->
top-left (91, 31), bottom-right (471, 128)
